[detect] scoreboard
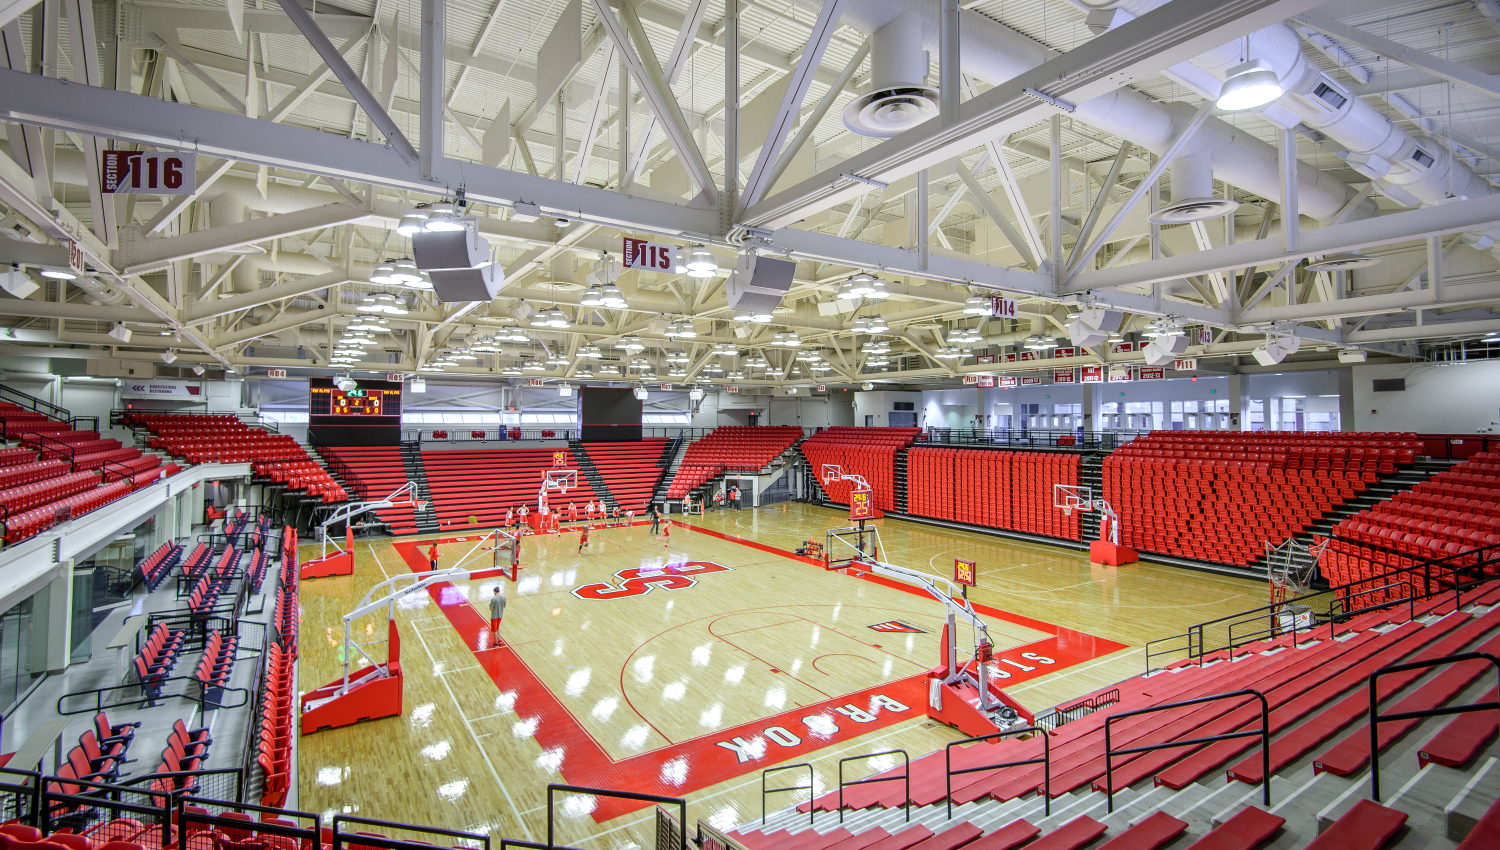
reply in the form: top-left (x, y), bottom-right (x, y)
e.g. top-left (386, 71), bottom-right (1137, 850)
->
top-left (310, 385), bottom-right (401, 417)
top-left (308, 378), bottom-right (403, 445)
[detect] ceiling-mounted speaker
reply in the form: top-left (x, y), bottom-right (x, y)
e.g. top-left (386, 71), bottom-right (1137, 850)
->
top-left (412, 227), bottom-right (487, 271)
top-left (1252, 343), bottom-right (1288, 367)
top-left (1078, 308), bottom-right (1123, 333)
top-left (429, 264), bottom-right (500, 302)
top-left (1157, 334), bottom-right (1190, 354)
top-left (1141, 341), bottom-right (1177, 366)
top-left (726, 254), bottom-right (795, 314)
top-left (1067, 319), bottom-right (1108, 348)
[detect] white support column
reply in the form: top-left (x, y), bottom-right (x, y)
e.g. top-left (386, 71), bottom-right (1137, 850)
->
top-left (723, 0), bottom-right (738, 216)
top-left (617, 55), bottom-right (629, 187)
top-left (940, 0), bottom-right (960, 127)
top-left (419, 0), bottom-right (445, 179)
top-left (1279, 127), bottom-right (1298, 252)
top-left (916, 168), bottom-right (929, 270)
top-left (1427, 234), bottom-right (1443, 301)
top-left (1050, 115), bottom-right (1062, 273)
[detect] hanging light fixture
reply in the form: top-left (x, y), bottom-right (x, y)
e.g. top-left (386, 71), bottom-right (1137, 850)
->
top-left (672, 247), bottom-right (689, 274)
top-left (600, 284), bottom-right (627, 308)
top-left (963, 295), bottom-right (989, 315)
top-left (685, 245), bottom-right (717, 278)
top-left (867, 315), bottom-right (889, 333)
top-left (396, 210), bottom-right (429, 236)
top-left (581, 287), bottom-right (604, 307)
top-left (846, 272), bottom-right (878, 298)
top-left (546, 308), bottom-right (570, 328)
top-left (1216, 58), bottom-right (1284, 111)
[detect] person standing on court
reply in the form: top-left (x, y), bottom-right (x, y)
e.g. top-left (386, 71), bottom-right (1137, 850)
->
top-left (713, 488), bottom-right (725, 511)
top-left (730, 485), bottom-right (742, 510)
top-left (488, 586), bottom-right (506, 644)
top-left (427, 541), bottom-right (439, 572)
top-left (649, 502), bottom-right (661, 534)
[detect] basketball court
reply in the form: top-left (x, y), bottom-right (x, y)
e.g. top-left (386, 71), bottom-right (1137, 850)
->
top-left (295, 503), bottom-right (1266, 848)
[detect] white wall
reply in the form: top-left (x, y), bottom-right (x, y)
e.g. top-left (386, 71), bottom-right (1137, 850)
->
top-left (854, 391), bottom-right (923, 427)
top-left (1353, 360), bottom-right (1500, 433)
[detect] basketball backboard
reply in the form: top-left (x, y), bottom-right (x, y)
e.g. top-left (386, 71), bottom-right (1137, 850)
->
top-left (1053, 484), bottom-right (1092, 516)
top-left (543, 469), bottom-right (577, 492)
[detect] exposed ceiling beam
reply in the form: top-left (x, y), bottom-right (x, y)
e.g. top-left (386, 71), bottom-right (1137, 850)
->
top-left (119, 202), bottom-right (370, 274)
top-left (1297, 12), bottom-right (1500, 102)
top-left (739, 0), bottom-right (1328, 231)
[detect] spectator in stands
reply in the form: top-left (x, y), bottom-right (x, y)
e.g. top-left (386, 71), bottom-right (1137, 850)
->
top-left (649, 503), bottom-right (661, 535)
top-left (730, 485), bottom-right (742, 511)
top-left (488, 586), bottom-right (506, 644)
top-left (427, 542), bottom-right (439, 572)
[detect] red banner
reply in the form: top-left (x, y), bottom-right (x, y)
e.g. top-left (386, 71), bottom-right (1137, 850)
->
top-left (1081, 365), bottom-right (1105, 383)
top-left (1021, 376), bottom-right (1042, 386)
top-left (1138, 367), bottom-right (1165, 380)
top-left (1054, 367), bottom-right (1076, 383)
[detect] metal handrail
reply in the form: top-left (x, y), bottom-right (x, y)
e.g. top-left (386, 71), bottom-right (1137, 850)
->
top-left (1104, 689), bottom-right (1270, 813)
top-left (332, 813), bottom-right (488, 850)
top-left (945, 728), bottom-right (1048, 819)
top-left (0, 382), bottom-right (71, 422)
top-left (179, 797), bottom-right (320, 844)
top-left (1368, 652), bottom-right (1500, 801)
top-left (546, 785), bottom-right (686, 850)
top-left (761, 763), bottom-right (814, 827)
top-left (838, 749), bottom-right (909, 823)
top-left (1040, 689), bottom-right (1121, 731)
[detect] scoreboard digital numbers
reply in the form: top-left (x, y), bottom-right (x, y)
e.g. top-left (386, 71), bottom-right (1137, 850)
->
top-left (310, 386), bottom-right (400, 416)
top-left (308, 378), bottom-right (404, 446)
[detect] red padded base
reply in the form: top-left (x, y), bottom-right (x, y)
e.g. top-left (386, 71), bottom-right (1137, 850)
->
top-left (1091, 541), bottom-right (1139, 566)
top-left (1305, 798), bottom-right (1406, 850)
top-left (1097, 812), bottom-right (1188, 850)
top-left (1185, 806), bottom-right (1284, 850)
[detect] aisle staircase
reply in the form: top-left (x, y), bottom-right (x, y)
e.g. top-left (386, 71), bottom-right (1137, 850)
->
top-left (797, 442), bottom-right (831, 505)
top-left (651, 434), bottom-right (687, 507)
top-left (399, 441), bottom-right (440, 533)
top-left (894, 447), bottom-right (909, 514)
top-left (1079, 452), bottom-right (1106, 544)
top-left (570, 441), bottom-right (615, 510)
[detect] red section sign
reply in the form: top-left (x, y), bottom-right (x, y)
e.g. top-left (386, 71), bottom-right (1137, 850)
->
top-left (954, 559), bottom-right (977, 587)
top-left (266, 368), bottom-right (288, 379)
top-left (990, 296), bottom-right (1018, 319)
top-left (622, 237), bottom-right (674, 271)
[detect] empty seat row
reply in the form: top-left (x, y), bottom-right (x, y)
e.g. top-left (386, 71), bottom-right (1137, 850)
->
top-left (666, 426), bottom-right (802, 499)
top-left (314, 445), bottom-right (417, 533)
top-left (133, 623), bottom-right (185, 699)
top-left (137, 542), bottom-right (182, 591)
top-left (421, 448), bottom-right (601, 527)
top-left (3, 478), bottom-right (136, 544)
top-left (581, 440), bottom-right (669, 512)
top-left (908, 448), bottom-right (1081, 540)
top-left (800, 428), bottom-right (921, 512)
top-left (195, 629), bottom-right (239, 692)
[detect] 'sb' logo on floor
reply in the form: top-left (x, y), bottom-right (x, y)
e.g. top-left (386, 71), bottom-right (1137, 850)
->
top-left (572, 562), bottom-right (731, 600)
top-left (867, 620), bottom-right (925, 633)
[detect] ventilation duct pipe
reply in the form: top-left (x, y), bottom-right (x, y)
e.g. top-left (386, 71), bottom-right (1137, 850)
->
top-left (1081, 1), bottom-right (1500, 252)
top-left (795, 0), bottom-right (1372, 225)
top-left (843, 11), bottom-right (939, 137)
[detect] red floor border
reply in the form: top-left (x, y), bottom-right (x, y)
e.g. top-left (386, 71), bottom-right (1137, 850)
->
top-left (387, 522), bottom-right (1126, 821)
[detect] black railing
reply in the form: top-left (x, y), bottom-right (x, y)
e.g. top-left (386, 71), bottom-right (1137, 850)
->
top-left (1104, 690), bottom-right (1270, 813)
top-left (916, 428), bottom-right (1149, 451)
top-left (178, 797), bottom-right (320, 845)
top-left (0, 382), bottom-right (70, 423)
top-left (1039, 689), bottom-right (1121, 731)
top-left (1151, 543), bottom-right (1500, 672)
top-left (27, 432), bottom-right (77, 470)
top-left (332, 814), bottom-right (488, 850)
top-left (761, 763), bottom-right (813, 826)
top-left (1368, 652), bottom-right (1500, 801)
top-left (546, 785), bottom-right (686, 850)
top-left (838, 750), bottom-right (908, 822)
top-left (44, 772), bottom-right (178, 845)
top-left (945, 728), bottom-right (1048, 819)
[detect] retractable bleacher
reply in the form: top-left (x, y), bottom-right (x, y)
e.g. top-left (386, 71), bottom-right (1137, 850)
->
top-left (665, 426), bottom-right (803, 500)
top-left (908, 447), bottom-right (1082, 540)
top-left (122, 413), bottom-right (344, 502)
top-left (314, 445), bottom-right (417, 533)
top-left (1103, 432), bottom-right (1424, 568)
top-left (420, 448), bottom-right (601, 527)
top-left (580, 439), bottom-right (668, 512)
top-left (800, 427), bottom-right (921, 512)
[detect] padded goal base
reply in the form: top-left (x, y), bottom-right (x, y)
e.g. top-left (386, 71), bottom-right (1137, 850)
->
top-left (301, 550), bottom-right (354, 578)
top-left (1090, 541), bottom-right (1139, 566)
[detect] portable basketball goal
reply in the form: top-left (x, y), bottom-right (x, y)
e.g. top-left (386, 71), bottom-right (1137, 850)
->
top-left (822, 464), bottom-right (881, 521)
top-left (303, 482), bottom-right (426, 578)
top-left (1266, 536), bottom-right (1328, 607)
top-left (1054, 484), bottom-right (1139, 567)
top-left (539, 468), bottom-right (576, 513)
top-left (301, 567), bottom-right (471, 733)
top-left (822, 538), bottom-right (1032, 735)
top-left (446, 526), bottom-right (525, 581)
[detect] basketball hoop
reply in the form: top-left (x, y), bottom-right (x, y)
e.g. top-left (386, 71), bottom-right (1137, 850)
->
top-left (1053, 484), bottom-right (1093, 516)
top-left (415, 500), bottom-right (428, 512)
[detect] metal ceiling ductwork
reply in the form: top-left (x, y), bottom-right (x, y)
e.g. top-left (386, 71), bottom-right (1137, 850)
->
top-left (842, 11), bottom-right (940, 137)
top-left (800, 0), bottom-right (1375, 225)
top-left (1084, 0), bottom-right (1500, 254)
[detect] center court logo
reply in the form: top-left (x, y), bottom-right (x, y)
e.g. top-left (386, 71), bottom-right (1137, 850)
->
top-left (571, 561), bottom-right (732, 600)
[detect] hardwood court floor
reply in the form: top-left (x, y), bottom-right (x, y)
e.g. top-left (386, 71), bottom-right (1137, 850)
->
top-left (296, 503), bottom-right (1264, 849)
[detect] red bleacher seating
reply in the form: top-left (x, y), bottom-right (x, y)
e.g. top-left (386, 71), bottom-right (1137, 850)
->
top-left (315, 446), bottom-right (417, 533)
top-left (1102, 432), bottom-right (1423, 567)
top-left (0, 402), bottom-right (70, 439)
top-left (666, 427), bottom-right (803, 499)
top-left (908, 447), bottom-right (1081, 540)
top-left (421, 448), bottom-right (601, 527)
top-left (122, 413), bottom-right (344, 502)
top-left (1325, 449), bottom-right (1500, 604)
top-left (581, 440), bottom-right (668, 512)
top-left (801, 427), bottom-right (921, 513)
